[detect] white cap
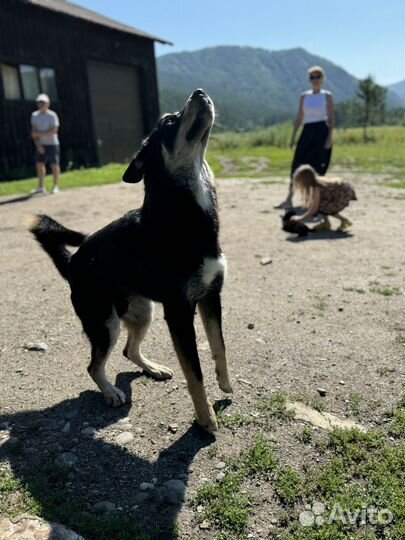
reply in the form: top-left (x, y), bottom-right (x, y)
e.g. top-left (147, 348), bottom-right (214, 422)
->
top-left (36, 93), bottom-right (50, 104)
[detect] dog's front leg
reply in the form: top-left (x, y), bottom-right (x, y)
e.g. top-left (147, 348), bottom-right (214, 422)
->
top-left (198, 288), bottom-right (233, 394)
top-left (164, 301), bottom-right (218, 433)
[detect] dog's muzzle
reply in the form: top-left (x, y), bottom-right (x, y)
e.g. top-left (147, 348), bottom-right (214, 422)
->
top-left (187, 89), bottom-right (214, 118)
top-left (191, 88), bottom-right (213, 106)
top-left (183, 89), bottom-right (214, 142)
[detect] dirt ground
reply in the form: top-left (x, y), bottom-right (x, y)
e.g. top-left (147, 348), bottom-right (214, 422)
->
top-left (0, 173), bottom-right (404, 539)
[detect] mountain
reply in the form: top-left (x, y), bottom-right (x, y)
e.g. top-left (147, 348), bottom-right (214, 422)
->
top-left (387, 80), bottom-right (405, 107)
top-left (157, 46), bottom-right (402, 129)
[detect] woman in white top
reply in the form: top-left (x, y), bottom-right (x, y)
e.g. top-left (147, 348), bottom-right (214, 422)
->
top-left (275, 65), bottom-right (335, 209)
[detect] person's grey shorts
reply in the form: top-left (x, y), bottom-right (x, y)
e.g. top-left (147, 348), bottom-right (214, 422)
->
top-left (35, 145), bottom-right (60, 165)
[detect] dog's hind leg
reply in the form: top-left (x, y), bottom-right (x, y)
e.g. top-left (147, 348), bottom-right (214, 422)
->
top-left (123, 296), bottom-right (173, 380)
top-left (198, 288), bottom-right (233, 394)
top-left (85, 309), bottom-right (126, 407)
top-left (164, 301), bottom-right (218, 433)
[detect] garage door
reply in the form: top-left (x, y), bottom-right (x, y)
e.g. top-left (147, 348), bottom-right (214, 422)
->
top-left (87, 61), bottom-right (144, 164)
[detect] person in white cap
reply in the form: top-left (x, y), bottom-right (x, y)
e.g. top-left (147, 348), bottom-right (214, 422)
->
top-left (31, 93), bottom-right (61, 194)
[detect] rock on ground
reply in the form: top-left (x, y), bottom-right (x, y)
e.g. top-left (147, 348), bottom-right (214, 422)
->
top-left (0, 515), bottom-right (84, 539)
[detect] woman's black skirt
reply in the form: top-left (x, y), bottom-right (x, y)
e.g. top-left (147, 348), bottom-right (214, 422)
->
top-left (290, 121), bottom-right (332, 178)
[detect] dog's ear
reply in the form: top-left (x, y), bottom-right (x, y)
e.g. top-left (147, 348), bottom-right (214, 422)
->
top-left (122, 157), bottom-right (144, 183)
top-left (283, 210), bottom-right (296, 220)
top-left (122, 137), bottom-right (152, 183)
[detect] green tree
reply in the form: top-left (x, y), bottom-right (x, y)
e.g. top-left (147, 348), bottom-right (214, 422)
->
top-left (357, 76), bottom-right (387, 140)
top-left (335, 99), bottom-right (362, 127)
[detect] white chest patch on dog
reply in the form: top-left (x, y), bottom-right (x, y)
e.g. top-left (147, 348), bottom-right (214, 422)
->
top-left (201, 255), bottom-right (227, 286)
top-left (194, 176), bottom-right (212, 212)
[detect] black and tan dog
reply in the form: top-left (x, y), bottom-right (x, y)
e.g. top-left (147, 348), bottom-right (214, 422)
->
top-left (29, 90), bottom-right (232, 433)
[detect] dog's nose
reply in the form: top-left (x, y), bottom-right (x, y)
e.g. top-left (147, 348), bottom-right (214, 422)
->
top-left (193, 88), bottom-right (206, 97)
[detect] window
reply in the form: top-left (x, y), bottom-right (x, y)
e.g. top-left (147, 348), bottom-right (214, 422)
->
top-left (1, 64), bottom-right (21, 99)
top-left (39, 68), bottom-right (58, 101)
top-left (1, 63), bottom-right (58, 101)
top-left (20, 65), bottom-right (40, 100)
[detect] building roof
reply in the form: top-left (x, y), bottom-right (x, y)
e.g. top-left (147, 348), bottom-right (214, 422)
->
top-left (24, 0), bottom-right (172, 44)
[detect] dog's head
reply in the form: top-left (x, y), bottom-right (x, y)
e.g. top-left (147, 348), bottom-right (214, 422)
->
top-left (282, 210), bottom-right (296, 222)
top-left (123, 89), bottom-right (214, 184)
top-left (281, 210), bottom-right (310, 237)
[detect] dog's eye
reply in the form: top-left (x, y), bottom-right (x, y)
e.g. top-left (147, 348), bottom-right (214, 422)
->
top-left (165, 115), bottom-right (178, 126)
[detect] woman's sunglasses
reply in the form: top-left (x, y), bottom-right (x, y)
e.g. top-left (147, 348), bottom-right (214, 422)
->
top-left (310, 74), bottom-right (322, 81)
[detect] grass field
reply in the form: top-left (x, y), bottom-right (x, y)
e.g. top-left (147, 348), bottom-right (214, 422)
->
top-left (0, 125), bottom-right (404, 197)
top-left (0, 163), bottom-right (125, 198)
top-left (208, 125), bottom-right (405, 179)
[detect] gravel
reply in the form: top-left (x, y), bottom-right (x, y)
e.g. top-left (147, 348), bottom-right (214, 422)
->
top-left (0, 175), bottom-right (403, 539)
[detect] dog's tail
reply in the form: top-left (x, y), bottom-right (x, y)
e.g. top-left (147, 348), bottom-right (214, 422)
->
top-left (27, 214), bottom-right (87, 281)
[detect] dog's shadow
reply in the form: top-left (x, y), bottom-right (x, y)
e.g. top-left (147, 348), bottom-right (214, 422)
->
top-left (0, 372), bottom-right (219, 539)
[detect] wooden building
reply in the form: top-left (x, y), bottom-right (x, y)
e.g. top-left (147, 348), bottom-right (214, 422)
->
top-left (0, 0), bottom-right (170, 179)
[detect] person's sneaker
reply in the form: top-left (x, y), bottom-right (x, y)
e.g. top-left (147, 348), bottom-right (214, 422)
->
top-left (337, 219), bottom-right (352, 232)
top-left (30, 186), bottom-right (47, 195)
top-left (274, 200), bottom-right (293, 210)
top-left (313, 220), bottom-right (331, 231)
top-left (51, 186), bottom-right (59, 194)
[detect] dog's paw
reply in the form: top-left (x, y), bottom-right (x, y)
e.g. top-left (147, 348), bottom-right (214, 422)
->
top-left (218, 379), bottom-right (234, 394)
top-left (125, 354), bottom-right (174, 381)
top-left (196, 403), bottom-right (218, 433)
top-left (216, 371), bottom-right (234, 394)
top-left (103, 386), bottom-right (126, 407)
top-left (143, 362), bottom-right (174, 381)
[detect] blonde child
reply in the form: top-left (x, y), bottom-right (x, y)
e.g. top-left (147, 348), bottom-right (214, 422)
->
top-left (289, 165), bottom-right (356, 231)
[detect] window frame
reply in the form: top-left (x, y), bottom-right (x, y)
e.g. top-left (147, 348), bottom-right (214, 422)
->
top-left (38, 67), bottom-right (58, 102)
top-left (19, 64), bottom-right (41, 101)
top-left (0, 61), bottom-right (58, 102)
top-left (0, 63), bottom-right (23, 100)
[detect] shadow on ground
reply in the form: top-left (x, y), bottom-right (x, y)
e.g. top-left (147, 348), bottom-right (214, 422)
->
top-left (0, 372), bottom-right (216, 539)
top-left (286, 230), bottom-right (353, 242)
top-left (0, 194), bottom-right (33, 206)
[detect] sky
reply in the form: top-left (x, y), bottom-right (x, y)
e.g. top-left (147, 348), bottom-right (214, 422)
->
top-left (74, 0), bottom-right (403, 85)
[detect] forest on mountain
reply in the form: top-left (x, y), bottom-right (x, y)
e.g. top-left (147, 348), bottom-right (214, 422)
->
top-left (157, 46), bottom-right (404, 130)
